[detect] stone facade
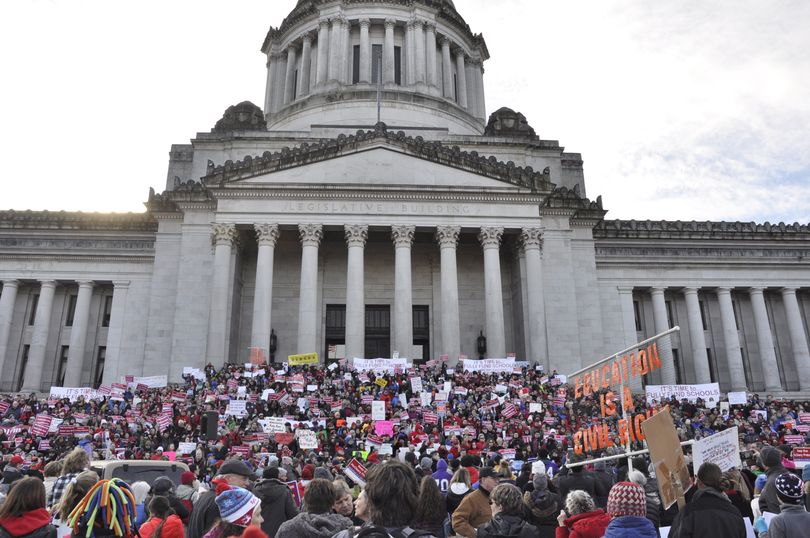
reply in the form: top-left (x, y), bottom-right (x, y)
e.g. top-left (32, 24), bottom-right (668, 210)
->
top-left (1, 0), bottom-right (809, 395)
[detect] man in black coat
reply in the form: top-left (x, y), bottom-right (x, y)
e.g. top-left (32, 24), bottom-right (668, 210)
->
top-left (254, 467), bottom-right (298, 538)
top-left (669, 462), bottom-right (746, 538)
top-left (591, 461), bottom-right (614, 509)
top-left (187, 460), bottom-right (256, 538)
top-left (555, 455), bottom-right (600, 505)
top-left (757, 446), bottom-right (787, 515)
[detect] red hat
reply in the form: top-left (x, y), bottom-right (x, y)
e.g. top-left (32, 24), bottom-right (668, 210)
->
top-left (301, 464), bottom-right (315, 480)
top-left (181, 471), bottom-right (196, 485)
top-left (607, 482), bottom-right (647, 518)
top-left (10, 455), bottom-right (24, 466)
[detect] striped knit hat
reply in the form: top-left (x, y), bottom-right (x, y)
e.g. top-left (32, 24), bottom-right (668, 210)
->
top-left (606, 481), bottom-right (647, 518)
top-left (215, 487), bottom-right (261, 527)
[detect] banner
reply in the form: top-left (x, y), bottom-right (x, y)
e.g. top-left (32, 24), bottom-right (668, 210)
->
top-left (124, 375), bottom-right (168, 388)
top-left (352, 358), bottom-right (409, 373)
top-left (462, 358), bottom-right (515, 373)
top-left (645, 383), bottom-right (721, 405)
top-left (288, 353), bottom-right (319, 366)
top-left (692, 427), bottom-right (741, 472)
top-left (296, 429), bottom-right (318, 450)
top-left (225, 401), bottom-right (247, 417)
top-left (344, 458), bottom-right (367, 487)
top-left (49, 387), bottom-right (103, 402)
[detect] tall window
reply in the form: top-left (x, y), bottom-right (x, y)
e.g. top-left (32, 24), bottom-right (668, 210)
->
top-left (57, 346), bottom-right (69, 386)
top-left (371, 44), bottom-right (383, 84)
top-left (16, 345), bottom-right (29, 391)
top-left (633, 300), bottom-right (643, 332)
top-left (394, 46), bottom-right (401, 85)
top-left (65, 294), bottom-right (78, 327)
top-left (412, 306), bottom-right (430, 361)
top-left (325, 305), bottom-right (346, 360)
top-left (94, 347), bottom-right (106, 388)
top-left (102, 295), bottom-right (113, 327)
top-left (28, 294), bottom-right (39, 325)
top-left (352, 45), bottom-right (360, 84)
top-left (672, 348), bottom-right (682, 384)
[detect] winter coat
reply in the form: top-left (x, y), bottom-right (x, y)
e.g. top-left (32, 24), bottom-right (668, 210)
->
top-left (187, 490), bottom-right (219, 538)
top-left (451, 488), bottom-right (492, 538)
top-left (592, 471), bottom-right (613, 509)
top-left (603, 516), bottom-right (657, 538)
top-left (758, 463), bottom-right (787, 515)
top-left (761, 503), bottom-right (810, 538)
top-left (138, 515), bottom-right (184, 538)
top-left (556, 470), bottom-right (597, 504)
top-left (275, 512), bottom-right (353, 538)
top-left (432, 460), bottom-right (452, 496)
top-left (476, 514), bottom-right (536, 538)
top-left (447, 483), bottom-right (471, 516)
top-left (522, 489), bottom-right (561, 538)
top-left (669, 489), bottom-right (746, 538)
top-left (255, 478), bottom-right (298, 538)
top-left (0, 508), bottom-right (57, 538)
top-left (554, 509), bottom-right (611, 538)
top-left (725, 490), bottom-right (753, 523)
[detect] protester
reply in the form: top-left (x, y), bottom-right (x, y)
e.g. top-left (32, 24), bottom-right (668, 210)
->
top-left (720, 471), bottom-right (753, 522)
top-left (591, 462), bottom-right (613, 509)
top-left (432, 460), bottom-right (452, 496)
top-left (413, 476), bottom-right (447, 537)
top-left (754, 472), bottom-right (810, 538)
top-left (452, 467), bottom-right (499, 538)
top-left (138, 496), bottom-right (183, 538)
top-left (255, 467), bottom-right (297, 537)
top-left (758, 446), bottom-right (788, 515)
top-left (53, 471), bottom-right (99, 538)
top-left (0, 457), bottom-right (25, 492)
top-left (446, 468), bottom-right (472, 519)
top-left (602, 481), bottom-right (656, 538)
top-left (48, 449), bottom-right (89, 509)
top-left (522, 469), bottom-right (561, 538)
top-left (555, 458), bottom-right (598, 506)
top-left (130, 482), bottom-right (152, 530)
top-left (188, 460), bottom-right (256, 538)
top-left (628, 471), bottom-right (661, 530)
top-left (150, 477), bottom-right (189, 523)
top-left (42, 462), bottom-right (62, 503)
top-left (176, 471), bottom-right (199, 512)
top-left (66, 479), bottom-right (138, 538)
top-left (203, 487), bottom-right (265, 538)
top-left (669, 462), bottom-right (746, 538)
top-left (554, 490), bottom-right (610, 538)
top-left (275, 479), bottom-right (352, 538)
top-left (476, 483), bottom-right (536, 538)
top-left (0, 477), bottom-right (57, 538)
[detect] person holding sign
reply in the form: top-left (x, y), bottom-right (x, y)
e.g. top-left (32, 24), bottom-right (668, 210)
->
top-left (668, 463), bottom-right (746, 538)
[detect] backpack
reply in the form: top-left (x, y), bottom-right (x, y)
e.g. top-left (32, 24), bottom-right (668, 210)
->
top-left (351, 525), bottom-right (435, 538)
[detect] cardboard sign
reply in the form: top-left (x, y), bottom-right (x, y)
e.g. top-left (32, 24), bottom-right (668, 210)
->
top-left (296, 429), bottom-right (318, 450)
top-left (645, 383), bottom-right (721, 405)
top-left (288, 353), bottom-right (319, 365)
top-left (371, 401), bottom-right (386, 421)
top-left (692, 427), bottom-right (741, 472)
top-left (259, 417), bottom-right (287, 434)
top-left (727, 391), bottom-right (747, 405)
top-left (640, 407), bottom-right (691, 510)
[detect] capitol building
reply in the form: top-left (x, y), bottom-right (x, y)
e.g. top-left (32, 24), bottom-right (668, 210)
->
top-left (1, 0), bottom-right (808, 396)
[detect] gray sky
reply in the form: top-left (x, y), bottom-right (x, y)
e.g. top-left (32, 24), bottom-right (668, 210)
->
top-left (2, 0), bottom-right (808, 223)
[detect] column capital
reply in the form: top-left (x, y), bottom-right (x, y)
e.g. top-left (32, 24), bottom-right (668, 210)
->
top-left (286, 43), bottom-right (299, 53)
top-left (683, 286), bottom-right (700, 295)
top-left (424, 22), bottom-right (436, 32)
top-left (650, 286), bottom-right (666, 295)
top-left (478, 226), bottom-right (503, 249)
top-left (749, 286), bottom-right (766, 294)
top-left (112, 280), bottom-right (131, 290)
top-left (76, 280), bottom-right (95, 289)
top-left (454, 47), bottom-right (467, 59)
top-left (391, 225), bottom-right (415, 248)
top-left (271, 51), bottom-right (286, 61)
top-left (1, 279), bottom-right (20, 288)
top-left (359, 18), bottom-right (371, 28)
top-left (299, 32), bottom-right (312, 44)
top-left (39, 280), bottom-right (57, 289)
top-left (467, 57), bottom-right (482, 67)
top-left (716, 286), bottom-right (733, 294)
top-left (384, 18), bottom-right (397, 29)
top-left (254, 223), bottom-right (280, 246)
top-left (617, 286), bottom-right (635, 294)
top-left (211, 223), bottom-right (238, 246)
top-left (780, 286), bottom-right (798, 295)
top-left (319, 18), bottom-right (331, 29)
top-left (298, 224), bottom-right (323, 247)
top-left (407, 17), bottom-right (422, 29)
top-left (440, 36), bottom-right (452, 47)
top-left (345, 224), bottom-right (369, 247)
top-left (519, 227), bottom-right (542, 250)
top-left (435, 226), bottom-right (460, 249)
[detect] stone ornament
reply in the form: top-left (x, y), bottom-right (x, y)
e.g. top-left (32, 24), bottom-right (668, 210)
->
top-left (478, 226), bottom-right (503, 249)
top-left (212, 101), bottom-right (267, 133)
top-left (435, 226), bottom-right (461, 248)
top-left (298, 224), bottom-right (323, 247)
top-left (345, 225), bottom-right (369, 247)
top-left (211, 223), bottom-right (238, 246)
top-left (391, 225), bottom-right (415, 247)
top-left (254, 223), bottom-right (280, 246)
top-left (484, 107), bottom-right (537, 139)
top-left (520, 227), bottom-right (542, 250)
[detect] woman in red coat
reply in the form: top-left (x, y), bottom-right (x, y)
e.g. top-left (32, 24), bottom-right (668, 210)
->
top-left (555, 490), bottom-right (611, 538)
top-left (138, 496), bottom-right (184, 538)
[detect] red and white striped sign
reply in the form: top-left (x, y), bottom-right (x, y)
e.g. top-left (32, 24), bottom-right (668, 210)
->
top-left (32, 415), bottom-right (52, 437)
top-left (156, 414), bottom-right (172, 432)
top-left (799, 413), bottom-right (810, 424)
top-left (785, 435), bottom-right (804, 445)
top-left (502, 402), bottom-right (519, 419)
top-left (171, 391), bottom-right (187, 402)
top-left (423, 411), bottom-right (438, 424)
top-left (361, 394), bottom-right (374, 405)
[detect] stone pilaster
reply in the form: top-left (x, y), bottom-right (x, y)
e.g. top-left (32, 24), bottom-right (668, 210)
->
top-left (284, 44), bottom-right (298, 103)
top-left (384, 19), bottom-right (396, 85)
top-left (298, 33), bottom-right (312, 96)
top-left (441, 37), bottom-right (453, 99)
top-left (316, 19), bottom-right (330, 85)
top-left (478, 227), bottom-right (505, 358)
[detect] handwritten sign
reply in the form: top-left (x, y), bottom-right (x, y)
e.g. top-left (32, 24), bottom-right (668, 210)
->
top-left (692, 427), bottom-right (741, 472)
top-left (371, 401), bottom-right (386, 421)
top-left (288, 353), bottom-right (319, 365)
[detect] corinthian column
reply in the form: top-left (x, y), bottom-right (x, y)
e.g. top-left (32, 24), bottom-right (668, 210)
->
top-left (251, 224), bottom-right (280, 361)
top-left (392, 226), bottom-right (415, 359)
top-left (520, 228), bottom-right (547, 364)
top-left (298, 33), bottom-right (312, 96)
top-left (206, 224), bottom-right (238, 366)
top-left (22, 280), bottom-right (57, 392)
top-left (749, 287), bottom-right (782, 392)
top-left (425, 23), bottom-right (437, 89)
top-left (436, 226), bottom-right (461, 362)
top-left (384, 19), bottom-right (396, 84)
top-left (455, 48), bottom-right (468, 108)
top-left (479, 227), bottom-right (505, 358)
top-left (284, 44), bottom-right (298, 103)
top-left (441, 37), bottom-right (453, 99)
top-left (782, 287), bottom-right (810, 391)
top-left (414, 19), bottom-right (426, 85)
top-left (716, 287), bottom-right (747, 391)
top-left (345, 225), bottom-right (368, 361)
top-left (328, 17), bottom-right (341, 81)
top-left (63, 281), bottom-right (94, 387)
top-left (406, 19), bottom-right (416, 85)
top-left (297, 224), bottom-right (323, 355)
top-left (683, 287), bottom-right (711, 383)
top-left (316, 19), bottom-right (330, 85)
top-left (0, 280), bottom-right (19, 380)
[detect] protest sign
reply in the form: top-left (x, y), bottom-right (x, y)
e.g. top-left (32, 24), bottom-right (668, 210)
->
top-left (288, 353), bottom-right (319, 366)
top-left (641, 407), bottom-right (691, 510)
top-left (296, 429), bottom-right (318, 450)
top-left (793, 447), bottom-right (810, 467)
top-left (344, 458), bottom-right (368, 486)
top-left (259, 417), bottom-right (287, 434)
top-left (353, 358), bottom-right (409, 372)
top-left (225, 400), bottom-right (247, 417)
top-left (784, 435), bottom-right (804, 445)
top-left (379, 443), bottom-right (393, 455)
top-left (125, 375), bottom-right (168, 388)
top-left (371, 401), bottom-right (386, 421)
top-left (728, 392), bottom-right (747, 405)
top-left (177, 442), bottom-right (197, 455)
top-left (462, 358), bottom-right (515, 373)
top-left (529, 403), bottom-right (543, 414)
top-left (799, 413), bottom-right (810, 424)
top-left (646, 383), bottom-right (721, 405)
top-left (420, 392), bottom-right (432, 408)
top-left (49, 387), bottom-right (102, 402)
top-left (410, 376), bottom-right (423, 393)
top-left (692, 427), bottom-right (741, 472)
top-left (375, 420), bottom-right (394, 437)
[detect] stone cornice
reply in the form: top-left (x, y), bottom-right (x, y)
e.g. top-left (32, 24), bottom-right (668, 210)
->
top-left (595, 245), bottom-right (810, 263)
top-left (203, 122), bottom-right (555, 193)
top-left (209, 186), bottom-right (543, 204)
top-left (541, 186), bottom-right (606, 223)
top-left (145, 180), bottom-right (217, 215)
top-left (0, 210), bottom-right (156, 232)
top-left (594, 219), bottom-right (810, 240)
top-left (0, 254), bottom-right (154, 263)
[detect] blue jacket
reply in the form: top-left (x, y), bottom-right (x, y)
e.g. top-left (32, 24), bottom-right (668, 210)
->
top-left (603, 516), bottom-right (658, 538)
top-left (432, 459), bottom-right (452, 495)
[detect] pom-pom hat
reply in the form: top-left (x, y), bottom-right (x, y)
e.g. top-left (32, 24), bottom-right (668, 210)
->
top-left (215, 487), bottom-right (261, 527)
top-left (606, 481), bottom-right (647, 518)
top-left (775, 472), bottom-right (804, 505)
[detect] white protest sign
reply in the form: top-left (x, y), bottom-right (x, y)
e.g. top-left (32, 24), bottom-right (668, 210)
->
top-left (462, 358), bottom-right (515, 373)
top-left (646, 383), bottom-right (721, 405)
top-left (728, 391), bottom-right (747, 405)
top-left (127, 375), bottom-right (168, 388)
top-left (371, 401), bottom-right (386, 421)
top-left (225, 400), bottom-right (247, 417)
top-left (296, 429), bottom-right (318, 450)
top-left (529, 403), bottom-right (543, 414)
top-left (420, 392), bottom-right (433, 408)
top-left (259, 417), bottom-right (287, 434)
top-left (443, 381), bottom-right (452, 393)
top-left (379, 443), bottom-right (393, 455)
top-left (307, 384), bottom-right (318, 392)
top-left (353, 358), bottom-right (410, 372)
top-left (410, 376), bottom-right (423, 393)
top-left (177, 442), bottom-right (197, 455)
top-left (692, 427), bottom-right (741, 472)
top-left (49, 387), bottom-right (103, 402)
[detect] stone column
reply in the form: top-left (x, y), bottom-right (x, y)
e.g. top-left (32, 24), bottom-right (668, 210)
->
top-left (436, 226), bottom-right (461, 362)
top-left (338, 17), bottom-right (350, 84)
top-left (0, 280), bottom-right (19, 379)
top-left (251, 224), bottom-right (280, 360)
top-left (63, 281), bottom-right (94, 387)
top-left (206, 224), bottom-right (238, 366)
top-left (425, 23), bottom-right (437, 89)
top-left (22, 280), bottom-right (57, 392)
top-left (263, 53), bottom-right (276, 114)
top-left (749, 287), bottom-right (782, 392)
top-left (101, 281), bottom-right (130, 386)
top-left (683, 287), bottom-right (711, 383)
top-left (359, 18), bottom-right (371, 83)
top-left (384, 19), bottom-right (396, 84)
top-left (270, 53), bottom-right (286, 112)
top-left (479, 227), bottom-right (505, 358)
top-left (476, 61), bottom-right (486, 119)
top-left (392, 226), bottom-right (415, 359)
top-left (455, 49), bottom-right (468, 108)
top-left (284, 44), bottom-right (298, 103)
top-left (520, 228), bottom-right (547, 364)
top-left (617, 287), bottom-right (643, 391)
top-left (781, 288), bottom-right (810, 390)
top-left (406, 19), bottom-right (416, 85)
top-left (468, 59), bottom-right (484, 120)
top-left (441, 37), bottom-right (453, 99)
top-left (716, 287), bottom-right (747, 391)
top-left (650, 287), bottom-right (677, 384)
top-left (316, 19), bottom-right (330, 85)
top-left (297, 224), bottom-right (323, 354)
top-left (298, 33), bottom-right (312, 96)
top-left (414, 19), bottom-right (426, 85)
top-left (328, 17), bottom-right (341, 81)
top-left (345, 225), bottom-right (368, 360)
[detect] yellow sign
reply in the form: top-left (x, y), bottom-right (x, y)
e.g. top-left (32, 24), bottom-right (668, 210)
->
top-left (375, 378), bottom-right (388, 388)
top-left (288, 353), bottom-right (319, 365)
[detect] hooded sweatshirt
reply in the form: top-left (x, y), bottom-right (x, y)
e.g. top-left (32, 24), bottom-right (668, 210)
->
top-left (0, 508), bottom-right (56, 538)
top-left (433, 460), bottom-right (453, 495)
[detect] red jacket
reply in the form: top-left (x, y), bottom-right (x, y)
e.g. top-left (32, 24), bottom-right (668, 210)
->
top-left (138, 515), bottom-right (184, 538)
top-left (555, 510), bottom-right (611, 538)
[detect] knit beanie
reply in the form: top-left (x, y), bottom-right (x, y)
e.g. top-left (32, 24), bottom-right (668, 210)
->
top-left (420, 457), bottom-right (433, 470)
top-left (774, 473), bottom-right (804, 505)
top-left (606, 482), bottom-right (647, 518)
top-left (215, 487), bottom-right (261, 527)
top-left (181, 471), bottom-right (196, 486)
top-left (532, 473), bottom-right (548, 492)
top-left (301, 463), bottom-right (316, 480)
top-left (760, 446), bottom-right (782, 468)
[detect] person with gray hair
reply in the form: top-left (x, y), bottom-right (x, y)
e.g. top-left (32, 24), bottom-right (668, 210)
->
top-left (555, 490), bottom-right (610, 538)
top-left (476, 483), bottom-right (537, 538)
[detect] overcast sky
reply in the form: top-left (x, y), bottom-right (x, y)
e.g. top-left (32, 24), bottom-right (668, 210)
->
top-left (2, 0), bottom-right (808, 223)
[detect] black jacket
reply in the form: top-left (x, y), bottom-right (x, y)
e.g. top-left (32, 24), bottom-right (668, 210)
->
top-left (522, 489), bottom-right (560, 538)
top-left (556, 470), bottom-right (597, 504)
top-left (592, 470), bottom-right (613, 509)
top-left (0, 522), bottom-right (55, 538)
top-left (669, 489), bottom-right (746, 538)
top-left (255, 478), bottom-right (298, 538)
top-left (758, 464), bottom-right (787, 515)
top-left (186, 490), bottom-right (218, 538)
top-left (476, 514), bottom-right (537, 538)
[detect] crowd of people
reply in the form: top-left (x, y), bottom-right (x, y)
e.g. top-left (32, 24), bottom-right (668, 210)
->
top-left (0, 360), bottom-right (808, 537)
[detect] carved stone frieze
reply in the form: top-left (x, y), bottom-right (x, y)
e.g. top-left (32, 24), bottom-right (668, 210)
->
top-left (391, 225), bottom-right (415, 248)
top-left (0, 210), bottom-right (156, 232)
top-left (478, 226), bottom-right (503, 249)
top-left (254, 223), bottom-right (280, 246)
top-left (298, 224), bottom-right (323, 247)
top-left (435, 226), bottom-right (461, 248)
top-left (344, 224), bottom-right (369, 247)
top-left (595, 246), bottom-right (810, 259)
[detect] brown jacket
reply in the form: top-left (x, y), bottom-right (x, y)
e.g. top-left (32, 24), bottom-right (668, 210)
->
top-left (451, 488), bottom-right (492, 538)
